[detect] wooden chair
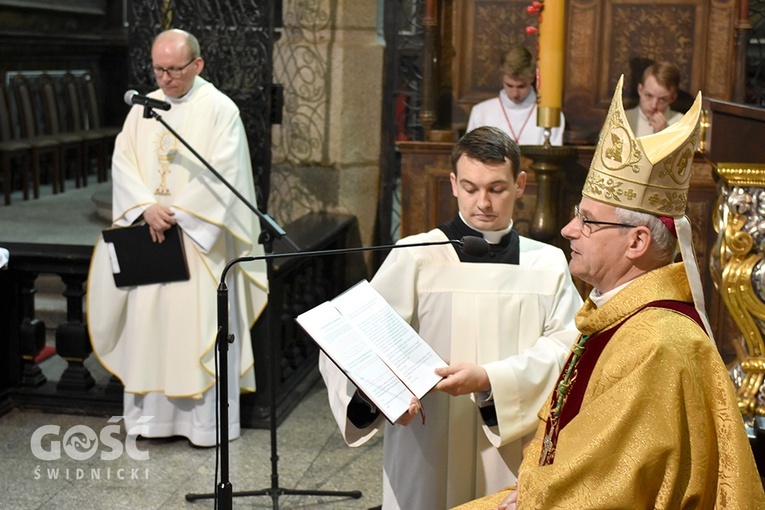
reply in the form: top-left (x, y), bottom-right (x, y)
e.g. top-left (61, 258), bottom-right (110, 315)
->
top-left (37, 73), bottom-right (86, 188)
top-left (80, 72), bottom-right (119, 181)
top-left (61, 72), bottom-right (109, 184)
top-left (0, 83), bottom-right (31, 205)
top-left (9, 74), bottom-right (62, 196)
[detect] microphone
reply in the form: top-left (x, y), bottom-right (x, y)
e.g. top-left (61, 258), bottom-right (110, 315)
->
top-left (458, 236), bottom-right (490, 257)
top-left (123, 90), bottom-right (171, 111)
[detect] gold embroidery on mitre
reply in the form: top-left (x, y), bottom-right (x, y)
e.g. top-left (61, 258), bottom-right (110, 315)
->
top-left (583, 172), bottom-right (638, 205)
top-left (647, 191), bottom-right (687, 215)
top-left (597, 104), bottom-right (644, 174)
top-left (605, 133), bottom-right (623, 163)
top-left (583, 75), bottom-right (702, 217)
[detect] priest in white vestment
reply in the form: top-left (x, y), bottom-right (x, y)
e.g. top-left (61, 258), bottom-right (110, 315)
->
top-left (320, 127), bottom-right (581, 509)
top-left (466, 45), bottom-right (565, 146)
top-left (87, 29), bottom-right (268, 447)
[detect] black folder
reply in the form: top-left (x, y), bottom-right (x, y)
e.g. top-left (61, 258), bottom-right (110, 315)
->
top-left (102, 223), bottom-right (190, 287)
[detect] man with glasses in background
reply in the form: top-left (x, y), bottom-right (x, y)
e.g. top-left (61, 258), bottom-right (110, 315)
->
top-left (454, 76), bottom-right (764, 509)
top-left (87, 29), bottom-right (268, 447)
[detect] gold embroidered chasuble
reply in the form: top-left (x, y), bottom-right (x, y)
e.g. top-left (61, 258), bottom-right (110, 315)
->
top-left (453, 262), bottom-right (765, 509)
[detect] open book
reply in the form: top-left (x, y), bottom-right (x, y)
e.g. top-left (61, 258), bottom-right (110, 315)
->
top-left (296, 280), bottom-right (447, 423)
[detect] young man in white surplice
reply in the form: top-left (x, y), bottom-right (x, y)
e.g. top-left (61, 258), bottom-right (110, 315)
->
top-left (466, 44), bottom-right (565, 146)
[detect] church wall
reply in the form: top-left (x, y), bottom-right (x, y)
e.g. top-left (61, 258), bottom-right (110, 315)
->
top-left (270, 0), bottom-right (383, 252)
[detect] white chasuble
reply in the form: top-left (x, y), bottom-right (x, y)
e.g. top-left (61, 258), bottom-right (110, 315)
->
top-left (87, 77), bottom-right (268, 446)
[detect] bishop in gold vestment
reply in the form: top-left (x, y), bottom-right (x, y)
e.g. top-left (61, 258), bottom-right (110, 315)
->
top-left (454, 77), bottom-right (765, 509)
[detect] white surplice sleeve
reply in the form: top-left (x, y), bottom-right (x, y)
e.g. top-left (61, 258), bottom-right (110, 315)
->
top-left (480, 242), bottom-right (582, 447)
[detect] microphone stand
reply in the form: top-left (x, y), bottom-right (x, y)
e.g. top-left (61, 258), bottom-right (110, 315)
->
top-left (192, 235), bottom-right (480, 509)
top-left (135, 105), bottom-right (359, 509)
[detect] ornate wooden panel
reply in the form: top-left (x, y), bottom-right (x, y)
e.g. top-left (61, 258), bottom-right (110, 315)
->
top-left (704, 0), bottom-right (737, 99)
top-left (601, 1), bottom-right (702, 106)
top-left (452, 0), bottom-right (539, 126)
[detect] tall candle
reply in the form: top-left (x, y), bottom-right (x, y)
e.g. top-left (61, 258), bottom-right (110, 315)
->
top-left (740, 0), bottom-right (748, 22)
top-left (537, 0), bottom-right (565, 129)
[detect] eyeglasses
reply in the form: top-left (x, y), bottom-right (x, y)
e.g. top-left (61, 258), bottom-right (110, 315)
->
top-left (573, 204), bottom-right (638, 237)
top-left (151, 58), bottom-right (197, 79)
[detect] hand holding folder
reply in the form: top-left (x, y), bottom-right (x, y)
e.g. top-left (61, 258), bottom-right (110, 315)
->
top-left (102, 223), bottom-right (190, 287)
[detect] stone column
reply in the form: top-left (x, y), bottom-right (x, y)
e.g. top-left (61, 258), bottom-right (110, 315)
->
top-left (325, 0), bottom-right (383, 246)
top-left (271, 0), bottom-right (383, 250)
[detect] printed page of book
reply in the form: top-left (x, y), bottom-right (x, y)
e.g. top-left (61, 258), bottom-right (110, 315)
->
top-left (331, 280), bottom-right (446, 399)
top-left (296, 301), bottom-right (414, 423)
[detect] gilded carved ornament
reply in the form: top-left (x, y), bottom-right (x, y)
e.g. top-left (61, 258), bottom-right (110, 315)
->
top-left (713, 164), bottom-right (765, 416)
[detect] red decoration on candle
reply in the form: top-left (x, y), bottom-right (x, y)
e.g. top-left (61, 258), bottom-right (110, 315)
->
top-left (526, 1), bottom-right (543, 14)
top-left (525, 26), bottom-right (539, 35)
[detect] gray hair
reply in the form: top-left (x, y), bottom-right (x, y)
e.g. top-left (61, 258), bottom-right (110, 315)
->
top-left (615, 207), bottom-right (678, 264)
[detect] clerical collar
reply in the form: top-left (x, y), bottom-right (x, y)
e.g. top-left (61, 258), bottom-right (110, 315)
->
top-left (458, 212), bottom-right (512, 244)
top-left (590, 280), bottom-right (631, 308)
top-left (437, 214), bottom-right (519, 264)
top-left (165, 76), bottom-right (205, 104)
top-left (500, 88), bottom-right (537, 111)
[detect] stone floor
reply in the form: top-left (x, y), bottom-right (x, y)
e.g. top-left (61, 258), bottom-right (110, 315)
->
top-left (0, 180), bottom-right (384, 509)
top-left (0, 178), bottom-right (112, 246)
top-left (0, 382), bottom-right (383, 510)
